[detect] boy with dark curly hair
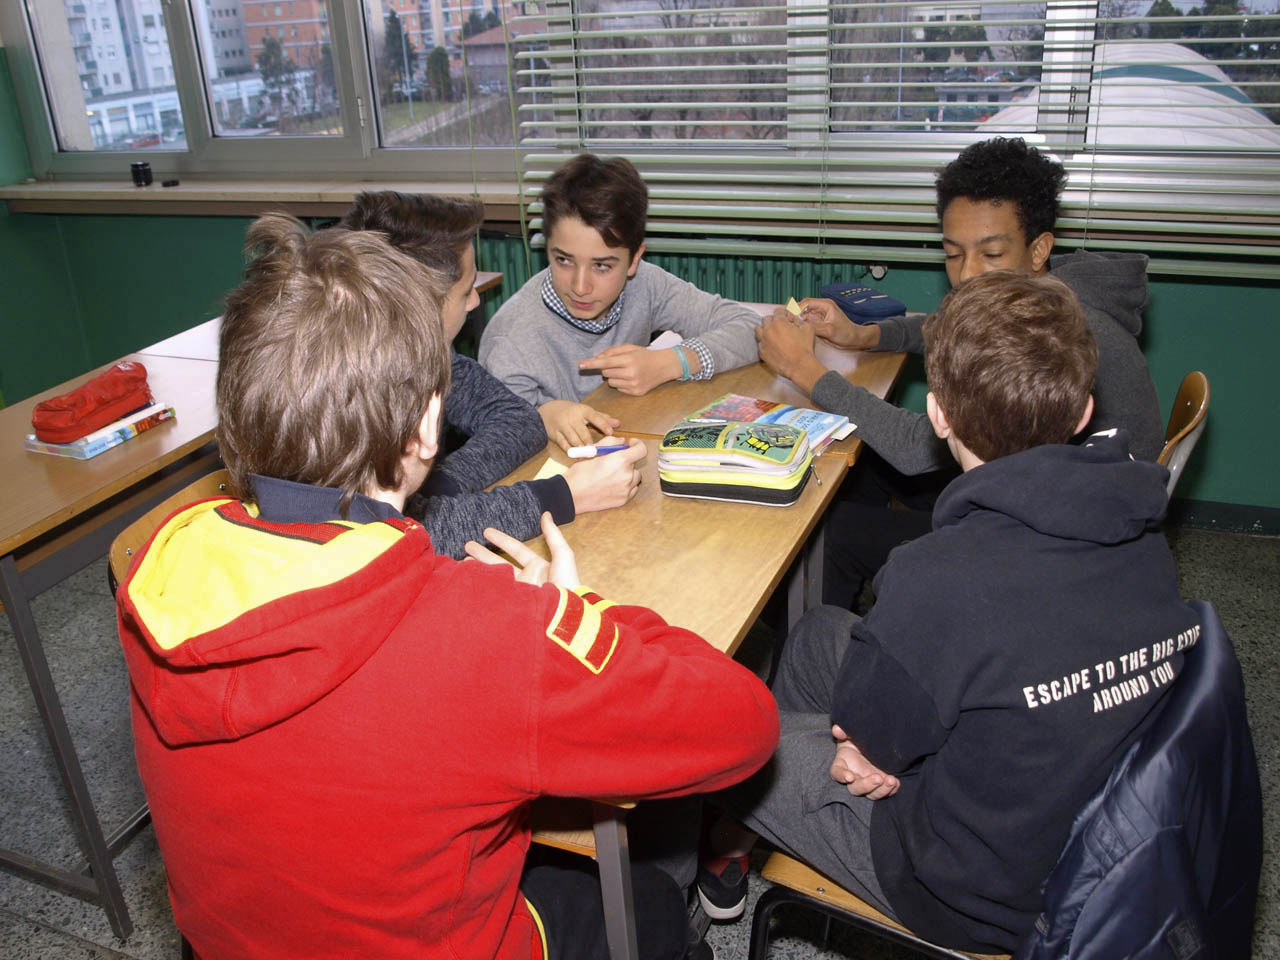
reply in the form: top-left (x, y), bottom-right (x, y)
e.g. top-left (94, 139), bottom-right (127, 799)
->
top-left (754, 137), bottom-right (1163, 607)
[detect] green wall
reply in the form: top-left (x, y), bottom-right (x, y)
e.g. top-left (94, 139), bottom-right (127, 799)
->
top-left (2, 44), bottom-right (1276, 516)
top-left (0, 47), bottom-right (88, 404)
top-left (2, 220), bottom-right (1276, 518)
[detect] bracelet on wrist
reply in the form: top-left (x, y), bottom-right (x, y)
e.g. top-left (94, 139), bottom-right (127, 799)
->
top-left (673, 345), bottom-right (692, 381)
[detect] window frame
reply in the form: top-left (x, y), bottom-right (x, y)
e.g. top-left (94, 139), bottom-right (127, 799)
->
top-left (0, 0), bottom-right (521, 181)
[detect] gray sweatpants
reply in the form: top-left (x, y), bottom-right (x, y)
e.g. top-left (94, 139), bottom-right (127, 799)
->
top-left (717, 605), bottom-right (896, 918)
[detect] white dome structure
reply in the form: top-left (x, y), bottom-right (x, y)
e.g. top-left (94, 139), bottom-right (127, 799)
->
top-left (981, 41), bottom-right (1280, 148)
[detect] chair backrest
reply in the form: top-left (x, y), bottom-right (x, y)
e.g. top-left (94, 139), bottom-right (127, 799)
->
top-left (1156, 371), bottom-right (1210, 497)
top-left (108, 468), bottom-right (232, 594)
top-left (1015, 601), bottom-right (1262, 960)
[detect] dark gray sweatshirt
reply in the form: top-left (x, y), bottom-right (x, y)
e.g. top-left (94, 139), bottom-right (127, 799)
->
top-left (405, 353), bottom-right (572, 558)
top-left (811, 251), bottom-right (1165, 474)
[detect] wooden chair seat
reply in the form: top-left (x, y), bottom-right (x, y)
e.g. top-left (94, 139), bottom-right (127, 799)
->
top-left (108, 468), bottom-right (231, 591)
top-left (750, 850), bottom-right (1010, 960)
top-left (1156, 370), bottom-right (1210, 496)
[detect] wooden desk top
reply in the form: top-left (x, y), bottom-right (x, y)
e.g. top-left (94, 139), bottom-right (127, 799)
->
top-left (498, 440), bottom-right (847, 655)
top-left (0, 354), bottom-right (219, 557)
top-left (137, 271), bottom-right (504, 363)
top-left (583, 344), bottom-right (906, 466)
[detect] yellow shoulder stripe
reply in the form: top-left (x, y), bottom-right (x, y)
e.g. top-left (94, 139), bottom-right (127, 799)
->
top-left (545, 586), bottom-right (619, 674)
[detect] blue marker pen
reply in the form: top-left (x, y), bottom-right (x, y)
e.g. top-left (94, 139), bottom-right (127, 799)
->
top-left (566, 443), bottom-right (630, 459)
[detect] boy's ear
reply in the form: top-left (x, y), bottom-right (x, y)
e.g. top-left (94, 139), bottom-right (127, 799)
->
top-left (1073, 394), bottom-right (1096, 437)
top-left (1029, 231), bottom-right (1054, 273)
top-left (410, 393), bottom-right (444, 463)
top-left (626, 241), bottom-right (647, 278)
top-left (926, 391), bottom-right (952, 440)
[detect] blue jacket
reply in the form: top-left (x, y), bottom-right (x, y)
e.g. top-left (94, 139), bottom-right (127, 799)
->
top-left (1016, 601), bottom-right (1262, 960)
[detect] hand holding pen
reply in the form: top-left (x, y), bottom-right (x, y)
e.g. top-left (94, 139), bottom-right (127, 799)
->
top-left (564, 438), bottom-right (647, 515)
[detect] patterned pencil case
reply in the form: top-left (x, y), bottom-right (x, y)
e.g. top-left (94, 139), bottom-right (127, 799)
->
top-left (657, 421), bottom-right (814, 506)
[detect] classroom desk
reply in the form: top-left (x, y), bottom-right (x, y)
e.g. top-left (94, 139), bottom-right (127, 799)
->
top-left (581, 311), bottom-right (907, 466)
top-left (501, 441), bottom-right (847, 656)
top-left (138, 270), bottom-right (505, 363)
top-left (510, 440), bottom-right (846, 960)
top-left (0, 352), bottom-right (221, 939)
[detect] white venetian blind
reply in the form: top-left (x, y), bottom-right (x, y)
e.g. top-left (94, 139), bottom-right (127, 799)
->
top-left (505, 0), bottom-right (1280, 279)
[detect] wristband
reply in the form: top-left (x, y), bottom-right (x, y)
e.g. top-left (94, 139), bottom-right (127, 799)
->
top-left (673, 346), bottom-right (692, 381)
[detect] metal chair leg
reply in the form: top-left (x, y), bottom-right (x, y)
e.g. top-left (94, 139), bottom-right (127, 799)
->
top-left (592, 801), bottom-right (639, 960)
top-left (748, 883), bottom-right (810, 960)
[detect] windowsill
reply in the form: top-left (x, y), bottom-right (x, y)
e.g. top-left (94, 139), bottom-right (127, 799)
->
top-left (0, 178), bottom-right (523, 220)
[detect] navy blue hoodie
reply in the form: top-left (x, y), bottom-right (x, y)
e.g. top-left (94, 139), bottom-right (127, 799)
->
top-left (831, 431), bottom-right (1201, 952)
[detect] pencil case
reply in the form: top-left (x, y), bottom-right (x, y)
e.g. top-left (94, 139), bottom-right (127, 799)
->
top-left (657, 421), bottom-right (813, 506)
top-left (32, 360), bottom-right (154, 444)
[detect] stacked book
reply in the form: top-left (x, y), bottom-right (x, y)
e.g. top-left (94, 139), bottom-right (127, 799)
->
top-left (24, 402), bottom-right (177, 460)
top-left (685, 393), bottom-right (854, 453)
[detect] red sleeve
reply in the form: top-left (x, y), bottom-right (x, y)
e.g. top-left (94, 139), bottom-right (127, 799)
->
top-left (525, 584), bottom-right (780, 801)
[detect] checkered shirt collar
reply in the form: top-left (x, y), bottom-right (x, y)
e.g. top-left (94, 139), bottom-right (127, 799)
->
top-left (540, 272), bottom-right (626, 334)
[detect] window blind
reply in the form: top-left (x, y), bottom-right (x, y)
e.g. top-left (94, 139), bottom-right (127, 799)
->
top-left (508, 0), bottom-right (1280, 279)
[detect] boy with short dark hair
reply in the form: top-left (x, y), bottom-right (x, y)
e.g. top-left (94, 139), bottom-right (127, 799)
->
top-left (698, 270), bottom-right (1198, 954)
top-left (338, 190), bottom-right (647, 558)
top-left (759, 137), bottom-right (1163, 469)
top-left (479, 153), bottom-right (762, 450)
top-left (755, 136), bottom-right (1164, 607)
top-left (117, 214), bottom-right (779, 960)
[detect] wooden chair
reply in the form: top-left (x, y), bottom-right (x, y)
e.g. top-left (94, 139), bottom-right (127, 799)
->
top-left (1156, 371), bottom-right (1210, 497)
top-left (107, 469), bottom-right (231, 591)
top-left (107, 468), bottom-right (229, 960)
top-left (749, 602), bottom-right (1261, 960)
top-left (747, 852), bottom-right (1009, 960)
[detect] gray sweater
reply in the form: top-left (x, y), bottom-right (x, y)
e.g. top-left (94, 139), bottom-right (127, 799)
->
top-left (812, 251), bottom-right (1165, 474)
top-left (479, 261), bottom-right (761, 406)
top-left (405, 353), bottom-right (572, 559)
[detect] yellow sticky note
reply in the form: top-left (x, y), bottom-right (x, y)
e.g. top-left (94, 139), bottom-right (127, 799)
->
top-left (533, 458), bottom-right (569, 480)
top-left (786, 297), bottom-right (803, 316)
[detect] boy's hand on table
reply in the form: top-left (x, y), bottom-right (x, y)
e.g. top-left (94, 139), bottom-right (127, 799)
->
top-left (756, 312), bottom-right (828, 397)
top-left (579, 344), bottom-right (682, 396)
top-left (464, 512), bottom-right (580, 589)
top-left (539, 399), bottom-right (621, 450)
top-left (829, 724), bottom-right (900, 800)
top-left (565, 439), bottom-right (646, 514)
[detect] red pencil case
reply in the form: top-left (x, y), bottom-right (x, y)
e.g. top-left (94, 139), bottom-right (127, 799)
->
top-left (32, 360), bottom-right (154, 444)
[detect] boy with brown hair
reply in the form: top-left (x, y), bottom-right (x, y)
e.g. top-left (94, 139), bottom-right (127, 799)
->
top-left (698, 270), bottom-right (1198, 954)
top-left (479, 153), bottom-right (761, 450)
top-left (117, 214), bottom-right (779, 959)
top-left (338, 190), bottom-right (646, 559)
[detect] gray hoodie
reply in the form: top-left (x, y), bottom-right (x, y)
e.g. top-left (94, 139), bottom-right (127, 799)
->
top-left (811, 250), bottom-right (1165, 474)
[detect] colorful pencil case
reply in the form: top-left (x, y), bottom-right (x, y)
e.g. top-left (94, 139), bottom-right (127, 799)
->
top-left (657, 421), bottom-right (813, 506)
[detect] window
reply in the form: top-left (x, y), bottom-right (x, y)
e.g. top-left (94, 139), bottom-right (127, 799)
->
top-left (510, 0), bottom-right (1280, 279)
top-left (3, 0), bottom-right (1276, 278)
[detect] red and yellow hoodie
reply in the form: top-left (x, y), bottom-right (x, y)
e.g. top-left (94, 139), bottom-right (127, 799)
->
top-left (117, 478), bottom-right (779, 959)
